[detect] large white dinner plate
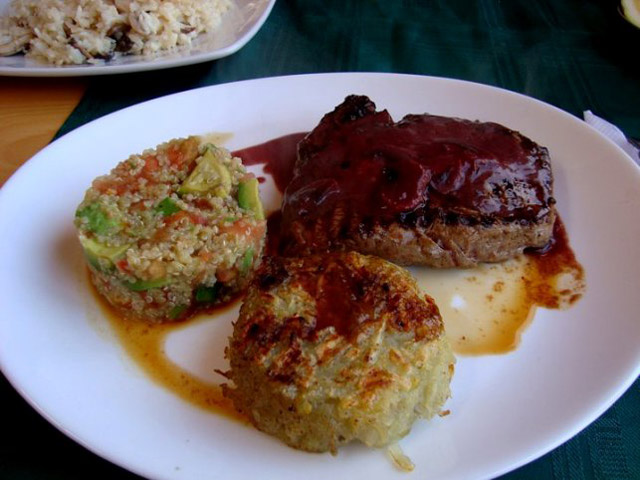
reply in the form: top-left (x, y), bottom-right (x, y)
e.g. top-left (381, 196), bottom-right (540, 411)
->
top-left (1, 73), bottom-right (639, 480)
top-left (0, 0), bottom-right (275, 77)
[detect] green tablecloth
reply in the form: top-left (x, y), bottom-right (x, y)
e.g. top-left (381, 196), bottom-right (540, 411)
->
top-left (2, 1), bottom-right (638, 478)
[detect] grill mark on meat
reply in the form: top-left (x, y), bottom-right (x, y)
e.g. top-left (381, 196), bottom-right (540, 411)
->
top-left (280, 95), bottom-right (556, 266)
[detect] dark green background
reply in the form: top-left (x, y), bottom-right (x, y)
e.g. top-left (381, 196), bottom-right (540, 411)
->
top-left (2, 0), bottom-right (638, 478)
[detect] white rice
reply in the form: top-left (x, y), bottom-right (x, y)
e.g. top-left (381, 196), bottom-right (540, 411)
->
top-left (0, 0), bottom-right (231, 65)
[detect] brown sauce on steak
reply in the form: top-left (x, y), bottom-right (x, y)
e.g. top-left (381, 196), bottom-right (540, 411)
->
top-left (277, 96), bottom-right (554, 243)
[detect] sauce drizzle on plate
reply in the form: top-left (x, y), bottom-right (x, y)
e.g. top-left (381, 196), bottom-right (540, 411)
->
top-left (414, 218), bottom-right (584, 355)
top-left (95, 281), bottom-right (245, 420)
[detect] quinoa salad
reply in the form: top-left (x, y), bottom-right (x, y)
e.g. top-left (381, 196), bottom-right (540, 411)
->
top-left (0, 0), bottom-right (231, 65)
top-left (74, 136), bottom-right (266, 322)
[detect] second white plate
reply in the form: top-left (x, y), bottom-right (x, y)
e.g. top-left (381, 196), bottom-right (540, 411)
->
top-left (0, 0), bottom-right (275, 77)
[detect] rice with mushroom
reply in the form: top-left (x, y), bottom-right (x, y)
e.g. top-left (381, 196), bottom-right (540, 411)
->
top-left (0, 0), bottom-right (231, 65)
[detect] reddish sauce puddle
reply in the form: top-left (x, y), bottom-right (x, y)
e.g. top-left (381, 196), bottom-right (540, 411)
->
top-left (233, 133), bottom-right (303, 256)
top-left (100, 132), bottom-right (585, 417)
top-left (233, 132), bottom-right (307, 192)
top-left (96, 281), bottom-right (246, 421)
top-left (525, 219), bottom-right (585, 308)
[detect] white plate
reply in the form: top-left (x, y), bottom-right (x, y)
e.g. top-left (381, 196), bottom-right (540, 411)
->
top-left (0, 0), bottom-right (275, 77)
top-left (1, 73), bottom-right (639, 480)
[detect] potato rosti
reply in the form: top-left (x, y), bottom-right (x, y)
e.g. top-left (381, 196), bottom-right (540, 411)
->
top-left (223, 251), bottom-right (454, 453)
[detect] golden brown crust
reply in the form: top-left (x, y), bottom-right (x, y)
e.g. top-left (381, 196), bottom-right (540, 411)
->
top-left (223, 252), bottom-right (455, 453)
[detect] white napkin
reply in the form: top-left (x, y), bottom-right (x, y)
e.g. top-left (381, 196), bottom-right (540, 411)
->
top-left (583, 110), bottom-right (640, 164)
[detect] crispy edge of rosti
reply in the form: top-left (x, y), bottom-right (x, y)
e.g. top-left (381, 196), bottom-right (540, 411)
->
top-left (223, 252), bottom-right (455, 453)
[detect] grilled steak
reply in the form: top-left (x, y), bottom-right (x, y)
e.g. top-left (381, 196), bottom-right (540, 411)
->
top-left (280, 95), bottom-right (556, 267)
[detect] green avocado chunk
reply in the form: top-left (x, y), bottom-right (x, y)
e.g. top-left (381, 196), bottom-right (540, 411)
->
top-left (76, 203), bottom-right (120, 235)
top-left (155, 197), bottom-right (181, 216)
top-left (168, 305), bottom-right (188, 320)
top-left (178, 145), bottom-right (232, 197)
top-left (237, 178), bottom-right (264, 220)
top-left (240, 247), bottom-right (254, 274)
top-left (124, 277), bottom-right (172, 291)
top-left (195, 284), bottom-right (218, 303)
top-left (80, 236), bottom-right (130, 272)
